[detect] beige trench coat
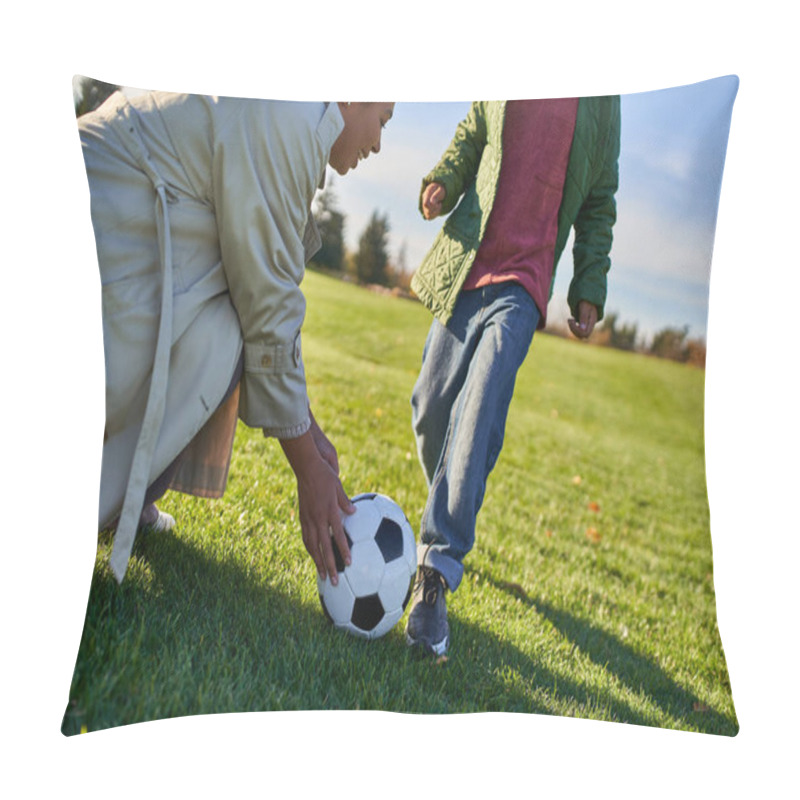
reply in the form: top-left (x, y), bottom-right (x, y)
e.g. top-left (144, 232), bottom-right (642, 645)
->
top-left (79, 92), bottom-right (344, 581)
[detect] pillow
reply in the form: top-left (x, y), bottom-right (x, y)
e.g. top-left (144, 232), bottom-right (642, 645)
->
top-left (63, 77), bottom-right (738, 738)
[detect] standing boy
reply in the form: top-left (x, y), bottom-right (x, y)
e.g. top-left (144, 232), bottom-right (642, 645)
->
top-left (406, 98), bottom-right (621, 656)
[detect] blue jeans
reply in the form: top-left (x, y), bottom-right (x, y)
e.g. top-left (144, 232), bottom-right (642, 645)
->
top-left (411, 283), bottom-right (540, 591)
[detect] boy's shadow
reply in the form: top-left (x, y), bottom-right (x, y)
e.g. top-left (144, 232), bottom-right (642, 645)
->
top-left (452, 566), bottom-right (736, 735)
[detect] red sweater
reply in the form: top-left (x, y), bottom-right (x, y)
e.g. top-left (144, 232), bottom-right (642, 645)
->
top-left (462, 98), bottom-right (578, 327)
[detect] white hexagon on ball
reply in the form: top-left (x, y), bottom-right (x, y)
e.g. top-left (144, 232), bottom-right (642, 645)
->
top-left (343, 500), bottom-right (383, 544)
top-left (377, 559), bottom-right (411, 611)
top-left (346, 538), bottom-right (385, 596)
top-left (317, 574), bottom-right (355, 626)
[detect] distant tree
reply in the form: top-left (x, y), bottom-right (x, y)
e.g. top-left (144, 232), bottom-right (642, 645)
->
top-left (75, 77), bottom-right (120, 117)
top-left (382, 239), bottom-right (412, 293)
top-left (355, 211), bottom-right (390, 286)
top-left (598, 311), bottom-right (639, 351)
top-left (312, 180), bottom-right (346, 271)
top-left (649, 325), bottom-right (689, 362)
top-left (685, 338), bottom-right (707, 368)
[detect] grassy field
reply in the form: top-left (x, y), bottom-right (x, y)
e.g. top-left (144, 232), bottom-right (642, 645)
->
top-left (62, 270), bottom-right (737, 736)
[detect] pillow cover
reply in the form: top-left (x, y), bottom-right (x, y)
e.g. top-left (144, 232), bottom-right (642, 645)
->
top-left (62, 76), bottom-right (738, 737)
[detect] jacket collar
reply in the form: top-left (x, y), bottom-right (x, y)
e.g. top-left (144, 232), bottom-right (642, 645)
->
top-left (316, 102), bottom-right (345, 189)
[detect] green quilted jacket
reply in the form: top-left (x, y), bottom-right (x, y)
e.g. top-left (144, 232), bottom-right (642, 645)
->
top-left (411, 97), bottom-right (620, 324)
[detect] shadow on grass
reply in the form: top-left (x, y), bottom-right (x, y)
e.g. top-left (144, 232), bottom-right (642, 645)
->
top-left (62, 527), bottom-right (360, 735)
top-left (456, 567), bottom-right (738, 736)
top-left (62, 526), bottom-right (737, 737)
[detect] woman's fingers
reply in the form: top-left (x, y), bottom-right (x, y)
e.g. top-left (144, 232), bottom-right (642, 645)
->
top-left (304, 482), bottom-right (355, 587)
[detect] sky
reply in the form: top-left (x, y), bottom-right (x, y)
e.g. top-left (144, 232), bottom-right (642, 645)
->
top-left (327, 77), bottom-right (738, 342)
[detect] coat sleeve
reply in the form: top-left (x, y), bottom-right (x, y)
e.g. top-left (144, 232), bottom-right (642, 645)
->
top-left (419, 101), bottom-right (487, 217)
top-left (212, 100), bottom-right (328, 438)
top-left (568, 97), bottom-right (621, 322)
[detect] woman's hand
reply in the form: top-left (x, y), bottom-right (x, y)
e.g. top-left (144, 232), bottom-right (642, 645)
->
top-left (308, 409), bottom-right (339, 474)
top-left (280, 430), bottom-right (355, 585)
top-left (422, 182), bottom-right (446, 220)
top-left (568, 301), bottom-right (599, 340)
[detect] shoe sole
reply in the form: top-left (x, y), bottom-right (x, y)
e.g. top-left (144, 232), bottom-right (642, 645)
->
top-left (405, 630), bottom-right (449, 657)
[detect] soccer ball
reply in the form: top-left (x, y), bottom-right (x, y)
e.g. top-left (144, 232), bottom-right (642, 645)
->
top-left (317, 493), bottom-right (417, 639)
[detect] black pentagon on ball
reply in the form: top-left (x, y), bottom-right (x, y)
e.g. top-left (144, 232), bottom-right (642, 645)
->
top-left (331, 530), bottom-right (354, 574)
top-left (374, 518), bottom-right (404, 563)
top-left (351, 593), bottom-right (385, 632)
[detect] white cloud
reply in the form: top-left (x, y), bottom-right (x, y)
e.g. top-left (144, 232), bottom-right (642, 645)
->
top-left (627, 143), bottom-right (694, 184)
top-left (611, 200), bottom-right (715, 284)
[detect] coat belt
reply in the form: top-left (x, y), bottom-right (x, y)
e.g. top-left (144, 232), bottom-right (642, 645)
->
top-left (108, 99), bottom-right (175, 583)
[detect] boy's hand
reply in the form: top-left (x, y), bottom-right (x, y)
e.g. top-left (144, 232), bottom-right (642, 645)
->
top-left (568, 301), bottom-right (598, 340)
top-left (280, 430), bottom-right (356, 585)
top-left (422, 182), bottom-right (446, 220)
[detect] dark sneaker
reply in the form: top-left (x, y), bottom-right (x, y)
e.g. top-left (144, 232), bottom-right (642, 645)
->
top-left (405, 566), bottom-right (449, 656)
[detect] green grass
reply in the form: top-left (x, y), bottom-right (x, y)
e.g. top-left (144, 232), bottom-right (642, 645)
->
top-left (62, 270), bottom-right (737, 735)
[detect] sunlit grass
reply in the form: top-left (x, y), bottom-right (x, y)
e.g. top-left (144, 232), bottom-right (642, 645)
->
top-left (62, 269), bottom-right (737, 736)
